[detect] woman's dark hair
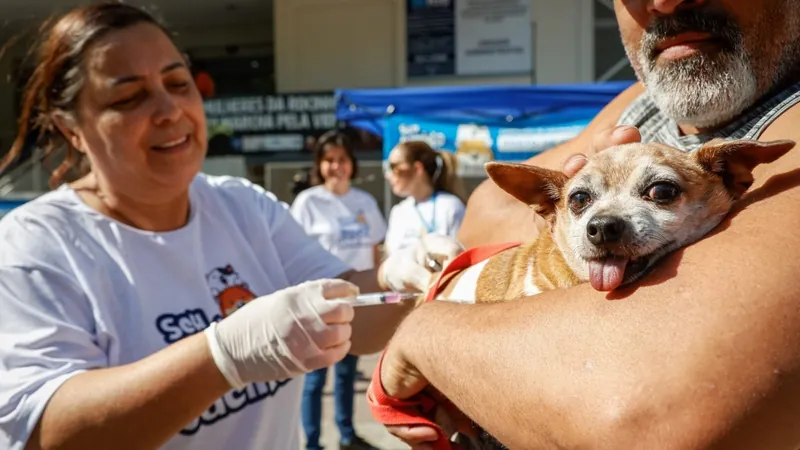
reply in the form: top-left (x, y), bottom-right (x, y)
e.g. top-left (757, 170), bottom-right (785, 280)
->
top-left (396, 140), bottom-right (465, 202)
top-left (0, 2), bottom-right (171, 189)
top-left (310, 129), bottom-right (358, 185)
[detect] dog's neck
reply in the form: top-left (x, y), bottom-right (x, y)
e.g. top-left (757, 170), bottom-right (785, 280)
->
top-left (470, 231), bottom-right (582, 302)
top-left (528, 229), bottom-right (582, 291)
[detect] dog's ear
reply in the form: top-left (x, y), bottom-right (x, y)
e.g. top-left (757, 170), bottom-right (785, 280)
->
top-left (485, 161), bottom-right (569, 218)
top-left (694, 138), bottom-right (795, 198)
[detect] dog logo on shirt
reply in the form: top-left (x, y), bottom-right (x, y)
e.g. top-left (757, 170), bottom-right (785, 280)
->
top-left (206, 264), bottom-right (256, 318)
top-left (337, 209), bottom-right (370, 249)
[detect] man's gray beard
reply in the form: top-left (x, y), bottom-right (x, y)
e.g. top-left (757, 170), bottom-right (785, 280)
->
top-left (632, 48), bottom-right (758, 129)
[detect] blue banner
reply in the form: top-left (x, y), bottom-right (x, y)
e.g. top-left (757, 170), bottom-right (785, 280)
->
top-left (0, 199), bottom-right (28, 219)
top-left (384, 114), bottom-right (592, 177)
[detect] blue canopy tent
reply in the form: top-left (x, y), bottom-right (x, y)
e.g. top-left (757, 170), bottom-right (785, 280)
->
top-left (335, 81), bottom-right (633, 140)
top-left (334, 81), bottom-right (634, 214)
top-left (0, 198), bottom-right (32, 219)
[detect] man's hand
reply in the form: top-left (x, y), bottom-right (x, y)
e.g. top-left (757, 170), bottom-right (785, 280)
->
top-left (380, 316), bottom-right (440, 447)
top-left (562, 125), bottom-right (642, 176)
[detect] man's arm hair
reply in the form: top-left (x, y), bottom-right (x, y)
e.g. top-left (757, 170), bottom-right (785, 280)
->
top-left (457, 82), bottom-right (645, 248)
top-left (400, 102), bottom-right (800, 449)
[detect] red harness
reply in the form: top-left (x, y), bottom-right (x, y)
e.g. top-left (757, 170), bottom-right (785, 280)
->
top-left (424, 242), bottom-right (522, 303)
top-left (367, 242), bottom-right (521, 450)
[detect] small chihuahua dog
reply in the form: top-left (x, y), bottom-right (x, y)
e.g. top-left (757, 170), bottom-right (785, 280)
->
top-left (425, 138), bottom-right (794, 450)
top-left (433, 138), bottom-right (795, 304)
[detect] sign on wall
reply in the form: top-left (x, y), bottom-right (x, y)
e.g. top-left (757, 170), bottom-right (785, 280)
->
top-left (204, 92), bottom-right (337, 155)
top-left (455, 0), bottom-right (532, 76)
top-left (407, 0), bottom-right (456, 77)
top-left (407, 0), bottom-right (532, 78)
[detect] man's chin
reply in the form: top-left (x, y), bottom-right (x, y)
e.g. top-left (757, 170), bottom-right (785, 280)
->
top-left (640, 53), bottom-right (758, 128)
top-left (645, 82), bottom-right (753, 128)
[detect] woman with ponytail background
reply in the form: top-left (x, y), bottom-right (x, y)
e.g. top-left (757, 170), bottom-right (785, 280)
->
top-left (383, 141), bottom-right (466, 256)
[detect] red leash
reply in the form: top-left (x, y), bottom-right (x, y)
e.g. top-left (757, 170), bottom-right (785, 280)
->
top-left (367, 242), bottom-right (521, 450)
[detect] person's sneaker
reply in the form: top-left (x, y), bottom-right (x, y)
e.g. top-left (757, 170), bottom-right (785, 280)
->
top-left (339, 435), bottom-right (379, 450)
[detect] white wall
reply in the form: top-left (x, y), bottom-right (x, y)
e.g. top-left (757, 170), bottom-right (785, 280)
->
top-left (275, 0), bottom-right (400, 91)
top-left (532, 0), bottom-right (594, 84)
top-left (274, 0), bottom-right (594, 92)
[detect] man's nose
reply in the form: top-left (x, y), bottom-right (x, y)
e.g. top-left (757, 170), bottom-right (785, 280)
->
top-left (647, 0), bottom-right (704, 16)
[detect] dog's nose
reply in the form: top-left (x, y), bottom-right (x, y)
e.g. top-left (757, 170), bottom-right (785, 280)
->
top-left (586, 216), bottom-right (627, 245)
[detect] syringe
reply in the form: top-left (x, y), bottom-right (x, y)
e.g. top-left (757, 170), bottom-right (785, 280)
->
top-left (347, 292), bottom-right (421, 307)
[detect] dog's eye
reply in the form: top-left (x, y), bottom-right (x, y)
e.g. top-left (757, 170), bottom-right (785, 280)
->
top-left (646, 182), bottom-right (681, 203)
top-left (568, 191), bottom-right (592, 213)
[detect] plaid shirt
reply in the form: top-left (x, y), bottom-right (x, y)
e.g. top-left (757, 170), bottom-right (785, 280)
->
top-left (617, 81), bottom-right (800, 152)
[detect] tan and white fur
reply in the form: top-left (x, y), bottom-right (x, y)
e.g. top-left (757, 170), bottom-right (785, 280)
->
top-left (432, 138), bottom-right (795, 304)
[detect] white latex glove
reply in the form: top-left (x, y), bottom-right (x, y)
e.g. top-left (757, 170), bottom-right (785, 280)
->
top-left (380, 234), bottom-right (464, 292)
top-left (204, 278), bottom-right (358, 388)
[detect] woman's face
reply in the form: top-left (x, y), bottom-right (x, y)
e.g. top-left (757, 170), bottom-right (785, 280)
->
top-left (320, 145), bottom-right (353, 188)
top-left (64, 22), bottom-right (207, 201)
top-left (385, 146), bottom-right (421, 198)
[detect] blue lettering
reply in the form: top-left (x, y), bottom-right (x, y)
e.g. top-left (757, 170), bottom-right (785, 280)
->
top-left (155, 309), bottom-right (212, 344)
top-left (189, 311), bottom-right (208, 332)
top-left (177, 316), bottom-right (196, 335)
top-left (155, 315), bottom-right (183, 343)
top-left (338, 218), bottom-right (371, 249)
top-left (223, 387), bottom-right (249, 412)
top-left (201, 398), bottom-right (227, 423)
top-left (179, 379), bottom-right (294, 436)
top-left (158, 309), bottom-right (295, 435)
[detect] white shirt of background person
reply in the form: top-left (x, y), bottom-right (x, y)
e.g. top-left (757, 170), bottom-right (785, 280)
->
top-left (383, 141), bottom-right (466, 255)
top-left (292, 185), bottom-right (386, 271)
top-left (290, 133), bottom-right (387, 272)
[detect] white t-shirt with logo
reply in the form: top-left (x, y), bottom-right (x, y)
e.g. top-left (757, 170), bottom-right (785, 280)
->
top-left (0, 174), bottom-right (351, 450)
top-left (384, 191), bottom-right (465, 255)
top-left (290, 185), bottom-right (387, 272)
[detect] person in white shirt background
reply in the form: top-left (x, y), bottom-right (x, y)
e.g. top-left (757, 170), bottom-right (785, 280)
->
top-left (0, 4), bottom-right (462, 450)
top-left (290, 130), bottom-right (386, 450)
top-left (384, 141), bottom-right (467, 256)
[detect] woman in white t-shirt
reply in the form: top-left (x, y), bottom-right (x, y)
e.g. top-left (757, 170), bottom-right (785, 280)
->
top-left (384, 141), bottom-right (467, 256)
top-left (290, 131), bottom-right (386, 450)
top-left (0, 5), bottom-right (461, 450)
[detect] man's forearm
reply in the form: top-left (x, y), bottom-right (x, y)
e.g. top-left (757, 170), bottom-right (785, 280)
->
top-left (26, 333), bottom-right (230, 450)
top-left (395, 198), bottom-right (800, 449)
top-left (396, 293), bottom-right (625, 449)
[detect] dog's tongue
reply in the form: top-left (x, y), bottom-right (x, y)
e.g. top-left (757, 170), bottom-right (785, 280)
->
top-left (588, 257), bottom-right (629, 291)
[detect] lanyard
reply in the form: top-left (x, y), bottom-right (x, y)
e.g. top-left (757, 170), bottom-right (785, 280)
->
top-left (414, 191), bottom-right (437, 234)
